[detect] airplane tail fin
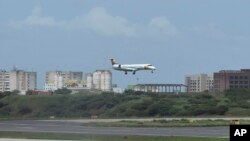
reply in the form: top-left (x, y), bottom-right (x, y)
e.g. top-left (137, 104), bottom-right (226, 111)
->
top-left (110, 58), bottom-right (117, 65)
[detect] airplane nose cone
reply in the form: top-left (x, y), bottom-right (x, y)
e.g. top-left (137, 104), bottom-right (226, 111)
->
top-left (149, 66), bottom-right (156, 70)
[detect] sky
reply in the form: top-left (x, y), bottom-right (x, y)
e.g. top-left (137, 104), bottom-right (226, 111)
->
top-left (1, 0), bottom-right (250, 89)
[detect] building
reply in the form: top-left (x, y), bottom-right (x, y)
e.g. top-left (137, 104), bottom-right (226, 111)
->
top-left (45, 71), bottom-right (83, 83)
top-left (112, 87), bottom-right (125, 94)
top-left (86, 73), bottom-right (93, 89)
top-left (0, 69), bottom-right (37, 94)
top-left (214, 69), bottom-right (250, 92)
top-left (44, 71), bottom-right (83, 90)
top-left (87, 70), bottom-right (112, 91)
top-left (43, 82), bottom-right (57, 91)
top-left (132, 84), bottom-right (187, 93)
top-left (185, 74), bottom-right (213, 92)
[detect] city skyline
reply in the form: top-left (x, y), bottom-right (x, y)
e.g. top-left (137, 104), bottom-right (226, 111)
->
top-left (1, 0), bottom-right (250, 89)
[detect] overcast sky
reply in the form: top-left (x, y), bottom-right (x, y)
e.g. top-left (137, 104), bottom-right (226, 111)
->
top-left (1, 0), bottom-right (250, 88)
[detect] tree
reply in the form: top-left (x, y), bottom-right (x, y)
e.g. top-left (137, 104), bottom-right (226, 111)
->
top-left (54, 88), bottom-right (72, 95)
top-left (12, 90), bottom-right (20, 95)
top-left (26, 90), bottom-right (33, 95)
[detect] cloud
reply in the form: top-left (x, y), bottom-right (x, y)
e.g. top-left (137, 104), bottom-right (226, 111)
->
top-left (9, 6), bottom-right (63, 28)
top-left (83, 7), bottom-right (136, 37)
top-left (7, 6), bottom-right (178, 38)
top-left (80, 7), bottom-right (177, 37)
top-left (25, 6), bottom-right (58, 26)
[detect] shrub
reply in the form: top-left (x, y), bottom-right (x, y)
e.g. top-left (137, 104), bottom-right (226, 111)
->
top-left (54, 88), bottom-right (72, 95)
top-left (18, 106), bottom-right (32, 115)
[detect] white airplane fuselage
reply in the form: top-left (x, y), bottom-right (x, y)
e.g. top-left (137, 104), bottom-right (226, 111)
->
top-left (111, 59), bottom-right (156, 75)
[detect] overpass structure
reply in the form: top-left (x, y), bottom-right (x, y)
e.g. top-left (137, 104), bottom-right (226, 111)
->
top-left (132, 84), bottom-right (187, 93)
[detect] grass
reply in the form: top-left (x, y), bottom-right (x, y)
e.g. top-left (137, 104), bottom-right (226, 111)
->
top-left (85, 119), bottom-right (250, 127)
top-left (0, 131), bottom-right (228, 141)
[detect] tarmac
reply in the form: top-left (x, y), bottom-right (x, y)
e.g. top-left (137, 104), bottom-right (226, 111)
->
top-left (0, 139), bottom-right (75, 141)
top-left (0, 120), bottom-right (229, 138)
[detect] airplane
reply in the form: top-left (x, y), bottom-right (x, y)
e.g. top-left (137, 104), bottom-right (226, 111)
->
top-left (110, 58), bottom-right (156, 75)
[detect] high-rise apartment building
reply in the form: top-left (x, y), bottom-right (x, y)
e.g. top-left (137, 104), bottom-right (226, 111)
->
top-left (86, 70), bottom-right (112, 91)
top-left (214, 69), bottom-right (250, 92)
top-left (45, 71), bottom-right (83, 83)
top-left (44, 71), bottom-right (83, 91)
top-left (0, 69), bottom-right (37, 94)
top-left (185, 74), bottom-right (213, 92)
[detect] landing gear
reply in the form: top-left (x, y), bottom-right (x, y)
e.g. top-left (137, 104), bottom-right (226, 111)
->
top-left (133, 71), bottom-right (136, 75)
top-left (151, 70), bottom-right (154, 73)
top-left (125, 71), bottom-right (127, 75)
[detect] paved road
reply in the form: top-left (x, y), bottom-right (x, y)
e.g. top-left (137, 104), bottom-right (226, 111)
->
top-left (0, 120), bottom-right (229, 138)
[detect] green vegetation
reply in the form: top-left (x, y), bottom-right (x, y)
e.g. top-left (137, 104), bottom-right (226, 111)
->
top-left (0, 89), bottom-right (250, 119)
top-left (0, 131), bottom-right (228, 141)
top-left (54, 88), bottom-right (72, 95)
top-left (0, 90), bottom-right (19, 98)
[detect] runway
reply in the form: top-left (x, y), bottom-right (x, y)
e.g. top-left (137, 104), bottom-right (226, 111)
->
top-left (0, 139), bottom-right (74, 141)
top-left (0, 120), bottom-right (229, 138)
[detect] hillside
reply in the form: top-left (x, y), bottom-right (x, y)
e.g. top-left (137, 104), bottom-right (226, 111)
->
top-left (1, 89), bottom-right (250, 119)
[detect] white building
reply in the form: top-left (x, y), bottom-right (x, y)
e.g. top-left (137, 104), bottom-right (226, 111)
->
top-left (0, 69), bottom-right (37, 94)
top-left (44, 71), bottom-right (83, 91)
top-left (43, 83), bottom-right (57, 91)
top-left (86, 73), bottom-right (93, 89)
top-left (185, 74), bottom-right (213, 92)
top-left (44, 73), bottom-right (64, 91)
top-left (45, 71), bottom-right (83, 83)
top-left (113, 87), bottom-right (125, 94)
top-left (87, 70), bottom-right (112, 91)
